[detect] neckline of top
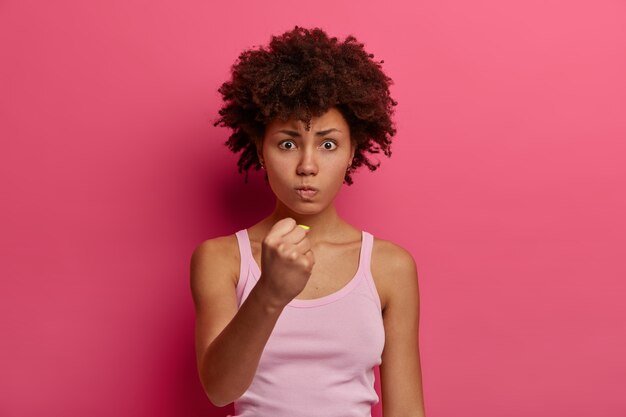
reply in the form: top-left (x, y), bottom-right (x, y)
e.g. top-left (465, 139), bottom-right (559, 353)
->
top-left (243, 228), bottom-right (366, 308)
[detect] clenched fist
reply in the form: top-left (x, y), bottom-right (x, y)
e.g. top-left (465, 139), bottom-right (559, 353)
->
top-left (256, 217), bottom-right (315, 309)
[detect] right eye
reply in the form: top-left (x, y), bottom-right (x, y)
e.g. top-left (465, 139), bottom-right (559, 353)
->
top-left (278, 140), bottom-right (296, 150)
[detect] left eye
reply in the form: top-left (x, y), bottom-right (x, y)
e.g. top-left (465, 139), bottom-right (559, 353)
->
top-left (322, 140), bottom-right (337, 150)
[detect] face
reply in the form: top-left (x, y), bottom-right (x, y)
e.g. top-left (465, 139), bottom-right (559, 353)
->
top-left (257, 107), bottom-right (356, 214)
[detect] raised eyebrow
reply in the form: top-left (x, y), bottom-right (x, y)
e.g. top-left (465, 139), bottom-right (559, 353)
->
top-left (275, 128), bottom-right (341, 137)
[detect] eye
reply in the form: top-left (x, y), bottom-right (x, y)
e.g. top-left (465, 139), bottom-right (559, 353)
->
top-left (278, 140), bottom-right (338, 150)
top-left (322, 140), bottom-right (338, 150)
top-left (278, 140), bottom-right (296, 150)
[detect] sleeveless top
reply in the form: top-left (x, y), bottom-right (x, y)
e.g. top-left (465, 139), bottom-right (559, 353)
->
top-left (226, 228), bottom-right (385, 417)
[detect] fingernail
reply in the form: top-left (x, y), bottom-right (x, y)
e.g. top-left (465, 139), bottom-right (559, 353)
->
top-left (297, 224), bottom-right (310, 230)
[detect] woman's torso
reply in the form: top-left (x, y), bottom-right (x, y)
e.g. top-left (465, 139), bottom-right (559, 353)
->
top-left (227, 227), bottom-right (385, 417)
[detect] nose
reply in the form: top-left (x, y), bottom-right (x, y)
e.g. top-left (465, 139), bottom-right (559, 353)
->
top-left (296, 148), bottom-right (318, 176)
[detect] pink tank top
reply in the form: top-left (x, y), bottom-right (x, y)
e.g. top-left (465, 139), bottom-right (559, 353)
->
top-left (226, 228), bottom-right (385, 417)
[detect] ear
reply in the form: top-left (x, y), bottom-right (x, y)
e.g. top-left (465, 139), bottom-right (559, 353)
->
top-left (350, 139), bottom-right (356, 161)
top-left (254, 136), bottom-right (264, 161)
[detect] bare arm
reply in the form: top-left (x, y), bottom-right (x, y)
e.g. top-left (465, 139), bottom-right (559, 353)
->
top-left (377, 242), bottom-right (426, 417)
top-left (190, 238), bottom-right (285, 407)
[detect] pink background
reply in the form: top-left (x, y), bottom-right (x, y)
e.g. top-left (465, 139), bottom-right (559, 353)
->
top-left (1, 0), bottom-right (625, 416)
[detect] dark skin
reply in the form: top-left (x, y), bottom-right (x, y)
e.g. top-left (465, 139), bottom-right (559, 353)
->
top-left (257, 107), bottom-right (425, 415)
top-left (192, 107), bottom-right (426, 415)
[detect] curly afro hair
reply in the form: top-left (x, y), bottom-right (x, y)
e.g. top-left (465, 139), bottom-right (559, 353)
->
top-left (213, 25), bottom-right (398, 185)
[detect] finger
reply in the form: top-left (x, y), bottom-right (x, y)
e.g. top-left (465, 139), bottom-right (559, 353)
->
top-left (294, 235), bottom-right (312, 254)
top-left (270, 217), bottom-right (297, 238)
top-left (281, 221), bottom-right (309, 245)
top-left (304, 249), bottom-right (315, 268)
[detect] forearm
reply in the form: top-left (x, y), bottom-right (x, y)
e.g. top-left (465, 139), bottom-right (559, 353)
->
top-left (200, 280), bottom-right (285, 406)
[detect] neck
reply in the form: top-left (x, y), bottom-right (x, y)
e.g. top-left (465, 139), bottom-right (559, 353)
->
top-left (263, 201), bottom-right (345, 243)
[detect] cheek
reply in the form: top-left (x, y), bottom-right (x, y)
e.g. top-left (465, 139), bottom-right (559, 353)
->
top-left (327, 157), bottom-right (350, 176)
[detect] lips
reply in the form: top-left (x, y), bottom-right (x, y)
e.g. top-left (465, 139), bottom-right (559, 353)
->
top-left (295, 186), bottom-right (318, 199)
top-left (295, 186), bottom-right (319, 191)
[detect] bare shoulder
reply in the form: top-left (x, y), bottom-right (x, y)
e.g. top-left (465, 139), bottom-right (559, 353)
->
top-left (372, 237), bottom-right (425, 415)
top-left (370, 236), bottom-right (419, 313)
top-left (189, 233), bottom-right (243, 373)
top-left (189, 233), bottom-right (240, 308)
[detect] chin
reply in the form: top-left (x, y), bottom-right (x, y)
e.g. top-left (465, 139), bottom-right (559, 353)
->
top-left (279, 199), bottom-right (321, 215)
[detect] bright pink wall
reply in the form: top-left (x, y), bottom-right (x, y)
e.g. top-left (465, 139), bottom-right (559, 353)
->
top-left (1, 1), bottom-right (625, 416)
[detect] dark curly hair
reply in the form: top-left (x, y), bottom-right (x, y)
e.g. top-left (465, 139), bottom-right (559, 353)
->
top-left (213, 25), bottom-right (398, 185)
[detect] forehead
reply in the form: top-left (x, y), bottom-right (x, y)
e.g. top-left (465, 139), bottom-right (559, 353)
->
top-left (266, 107), bottom-right (349, 132)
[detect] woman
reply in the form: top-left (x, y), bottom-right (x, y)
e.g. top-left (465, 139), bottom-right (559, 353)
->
top-left (190, 26), bottom-right (426, 417)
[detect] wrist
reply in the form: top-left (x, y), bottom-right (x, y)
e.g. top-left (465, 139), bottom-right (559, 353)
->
top-left (252, 279), bottom-right (287, 313)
